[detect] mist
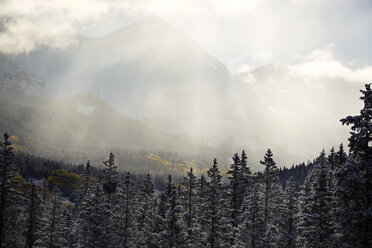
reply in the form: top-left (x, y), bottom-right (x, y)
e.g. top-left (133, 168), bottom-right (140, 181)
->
top-left (0, 0), bottom-right (371, 171)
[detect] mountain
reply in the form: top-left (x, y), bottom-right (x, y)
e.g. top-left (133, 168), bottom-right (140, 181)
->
top-left (2, 18), bottom-right (360, 168)
top-left (0, 54), bottom-right (45, 101)
top-left (15, 18), bottom-right (250, 145)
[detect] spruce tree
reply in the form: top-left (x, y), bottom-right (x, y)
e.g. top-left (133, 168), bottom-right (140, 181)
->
top-left (103, 153), bottom-right (118, 198)
top-left (196, 175), bottom-right (208, 247)
top-left (235, 176), bottom-right (265, 248)
top-left (298, 151), bottom-right (333, 248)
top-left (0, 132), bottom-right (24, 247)
top-left (227, 153), bottom-right (242, 227)
top-left (260, 149), bottom-right (281, 247)
top-left (335, 143), bottom-right (347, 167)
top-left (239, 150), bottom-right (251, 206)
top-left (78, 182), bottom-right (112, 248)
top-left (118, 172), bottom-right (137, 248)
top-left (206, 159), bottom-right (223, 248)
top-left (337, 83), bottom-right (372, 247)
top-left (136, 173), bottom-right (156, 248)
top-left (182, 168), bottom-right (199, 247)
top-left (160, 175), bottom-right (184, 248)
top-left (35, 187), bottom-right (67, 248)
top-left (278, 177), bottom-right (298, 248)
top-left (24, 183), bottom-right (42, 248)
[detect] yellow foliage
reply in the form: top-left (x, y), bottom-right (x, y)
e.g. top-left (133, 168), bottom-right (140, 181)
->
top-left (12, 144), bottom-right (32, 155)
top-left (14, 174), bottom-right (24, 183)
top-left (9, 135), bottom-right (19, 143)
top-left (48, 169), bottom-right (80, 196)
top-left (147, 154), bottom-right (206, 175)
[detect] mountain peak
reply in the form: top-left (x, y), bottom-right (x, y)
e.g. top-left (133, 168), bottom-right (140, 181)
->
top-left (103, 17), bottom-right (178, 40)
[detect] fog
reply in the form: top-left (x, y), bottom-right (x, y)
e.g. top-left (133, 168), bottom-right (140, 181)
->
top-left (0, 1), bottom-right (371, 170)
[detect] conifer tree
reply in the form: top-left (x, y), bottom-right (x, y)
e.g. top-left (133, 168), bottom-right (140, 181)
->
top-left (337, 83), bottom-right (372, 247)
top-left (297, 151), bottom-right (333, 248)
top-left (335, 143), bottom-right (347, 167)
top-left (79, 161), bottom-right (94, 197)
top-left (182, 168), bottom-right (199, 247)
top-left (196, 175), bottom-right (208, 247)
top-left (103, 153), bottom-right (118, 198)
top-left (24, 183), bottom-right (42, 248)
top-left (118, 172), bottom-right (137, 248)
top-left (239, 150), bottom-right (251, 205)
top-left (278, 177), bottom-right (298, 248)
top-left (235, 176), bottom-right (265, 248)
top-left (206, 159), bottom-right (223, 248)
top-left (296, 171), bottom-right (313, 248)
top-left (78, 182), bottom-right (112, 248)
top-left (160, 175), bottom-right (184, 248)
top-left (227, 153), bottom-right (242, 227)
top-left (0, 132), bottom-right (24, 247)
top-left (260, 149), bottom-right (281, 247)
top-left (35, 187), bottom-right (67, 248)
top-left (136, 173), bottom-right (156, 248)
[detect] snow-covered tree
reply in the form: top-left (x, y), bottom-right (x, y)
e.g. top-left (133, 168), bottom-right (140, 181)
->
top-left (182, 168), bottom-right (200, 247)
top-left (277, 177), bottom-right (298, 248)
top-left (0, 132), bottom-right (24, 247)
top-left (260, 149), bottom-right (281, 247)
top-left (227, 153), bottom-right (242, 227)
top-left (206, 159), bottom-right (223, 248)
top-left (297, 151), bottom-right (333, 248)
top-left (35, 187), bottom-right (67, 248)
top-left (235, 176), bottom-right (265, 248)
top-left (118, 172), bottom-right (137, 248)
top-left (160, 175), bottom-right (185, 247)
top-left (136, 173), bottom-right (156, 248)
top-left (337, 83), bottom-right (372, 248)
top-left (24, 183), bottom-right (43, 248)
top-left (103, 153), bottom-right (118, 198)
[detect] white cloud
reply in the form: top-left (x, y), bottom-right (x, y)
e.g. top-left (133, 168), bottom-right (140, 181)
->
top-left (252, 51), bottom-right (275, 63)
top-left (290, 45), bottom-right (372, 82)
top-left (0, 0), bottom-right (264, 54)
top-left (237, 45), bottom-right (372, 84)
top-left (0, 0), bottom-right (127, 54)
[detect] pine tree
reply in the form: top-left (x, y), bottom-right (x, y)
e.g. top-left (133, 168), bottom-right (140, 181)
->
top-left (160, 175), bottom-right (185, 248)
top-left (136, 173), bottom-right (156, 248)
top-left (24, 183), bottom-right (43, 248)
top-left (62, 205), bottom-right (76, 248)
top-left (260, 149), bottom-right (280, 247)
top-left (35, 187), bottom-right (67, 248)
top-left (103, 153), bottom-right (118, 198)
top-left (296, 170), bottom-right (313, 248)
top-left (278, 177), bottom-right (298, 248)
top-left (235, 176), bottom-right (265, 248)
top-left (196, 175), bottom-right (208, 247)
top-left (335, 143), bottom-right (347, 167)
top-left (206, 159), bottom-right (223, 248)
top-left (227, 153), bottom-right (242, 227)
top-left (182, 168), bottom-right (199, 247)
top-left (239, 150), bottom-right (251, 206)
top-left (118, 172), bottom-right (137, 248)
top-left (297, 151), bottom-right (333, 248)
top-left (78, 182), bottom-right (112, 248)
top-left (337, 83), bottom-right (372, 248)
top-left (0, 132), bottom-right (24, 247)
top-left (79, 161), bottom-right (94, 197)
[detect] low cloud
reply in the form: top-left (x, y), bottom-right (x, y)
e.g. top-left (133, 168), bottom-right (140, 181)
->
top-left (237, 45), bottom-right (372, 84)
top-left (289, 45), bottom-right (372, 83)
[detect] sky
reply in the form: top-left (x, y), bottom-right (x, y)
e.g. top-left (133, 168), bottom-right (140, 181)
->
top-left (1, 0), bottom-right (372, 74)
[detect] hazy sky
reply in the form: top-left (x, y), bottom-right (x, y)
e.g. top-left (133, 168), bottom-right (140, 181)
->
top-left (1, 0), bottom-right (372, 74)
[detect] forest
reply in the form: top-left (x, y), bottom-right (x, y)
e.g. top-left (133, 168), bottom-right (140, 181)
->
top-left (0, 84), bottom-right (370, 248)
